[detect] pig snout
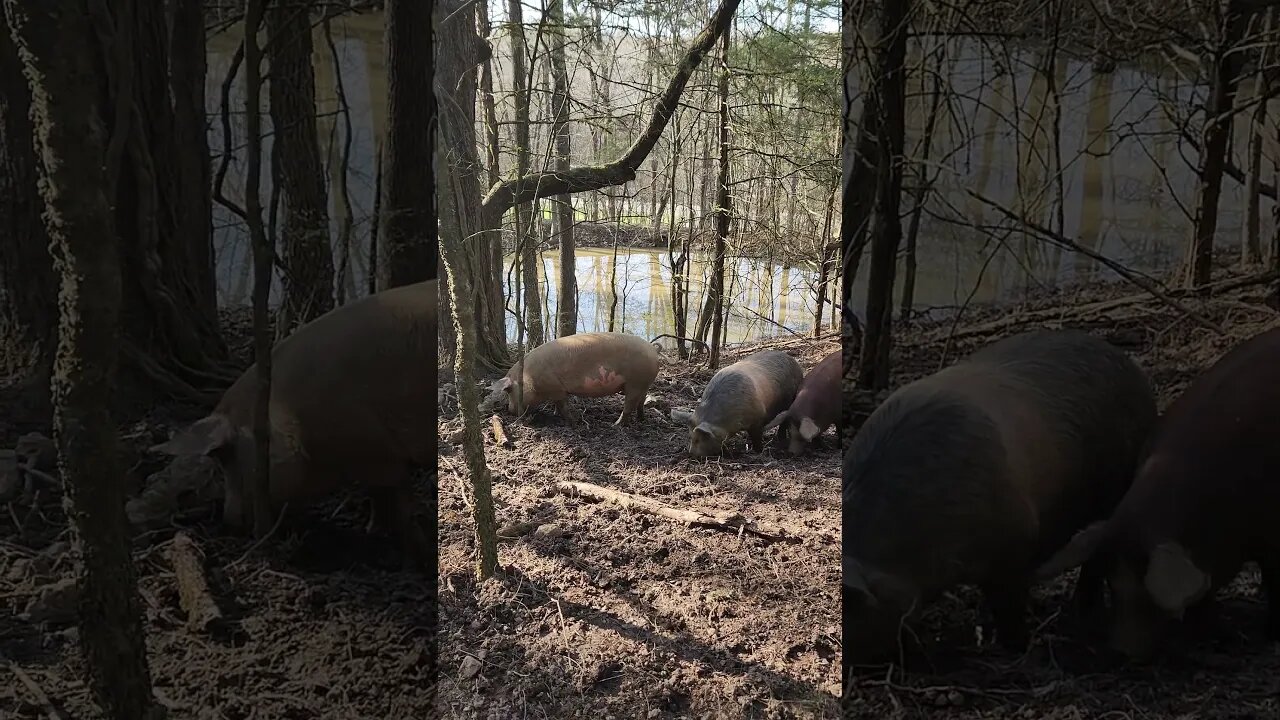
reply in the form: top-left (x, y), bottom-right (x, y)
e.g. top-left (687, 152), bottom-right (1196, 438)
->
top-left (688, 423), bottom-right (726, 457)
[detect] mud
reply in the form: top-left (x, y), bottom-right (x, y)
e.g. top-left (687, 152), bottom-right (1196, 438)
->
top-left (439, 338), bottom-right (843, 719)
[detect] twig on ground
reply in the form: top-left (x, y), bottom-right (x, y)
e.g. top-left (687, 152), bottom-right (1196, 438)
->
top-left (7, 661), bottom-right (74, 720)
top-left (556, 480), bottom-right (838, 544)
top-left (489, 415), bottom-right (513, 448)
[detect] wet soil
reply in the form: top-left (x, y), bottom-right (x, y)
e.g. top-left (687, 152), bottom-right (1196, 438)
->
top-left (437, 338), bottom-right (843, 719)
top-left (843, 265), bottom-right (1280, 720)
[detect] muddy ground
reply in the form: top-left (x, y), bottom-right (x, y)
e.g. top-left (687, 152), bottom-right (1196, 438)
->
top-left (0, 310), bottom-right (437, 719)
top-left (842, 265), bottom-right (1280, 720)
top-left (437, 338), bottom-right (843, 719)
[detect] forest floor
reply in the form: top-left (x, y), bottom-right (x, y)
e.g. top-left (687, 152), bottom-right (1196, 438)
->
top-left (842, 264), bottom-right (1280, 720)
top-left (436, 337), bottom-right (843, 720)
top-left (0, 312), bottom-right (437, 719)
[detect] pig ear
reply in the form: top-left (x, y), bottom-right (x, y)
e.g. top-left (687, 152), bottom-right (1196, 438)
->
top-left (149, 415), bottom-right (236, 457)
top-left (798, 417), bottom-right (821, 442)
top-left (1036, 521), bottom-right (1110, 580)
top-left (670, 409), bottom-right (695, 427)
top-left (1145, 542), bottom-right (1210, 616)
top-left (762, 410), bottom-right (788, 433)
top-left (692, 423), bottom-right (715, 439)
top-left (499, 377), bottom-right (513, 393)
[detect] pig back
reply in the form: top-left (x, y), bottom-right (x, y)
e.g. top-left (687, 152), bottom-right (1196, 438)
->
top-left (844, 330), bottom-right (1155, 589)
top-left (698, 350), bottom-right (804, 431)
top-left (954, 330), bottom-right (1157, 553)
top-left (220, 280), bottom-right (439, 468)
top-left (514, 332), bottom-right (658, 390)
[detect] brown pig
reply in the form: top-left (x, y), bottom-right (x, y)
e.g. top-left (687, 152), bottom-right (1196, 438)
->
top-left (484, 332), bottom-right (660, 425)
top-left (150, 279), bottom-right (437, 568)
top-left (843, 329), bottom-right (1157, 664)
top-left (763, 349), bottom-right (839, 455)
top-left (1037, 326), bottom-right (1280, 660)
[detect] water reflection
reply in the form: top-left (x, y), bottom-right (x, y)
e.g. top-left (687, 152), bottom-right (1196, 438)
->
top-left (502, 248), bottom-right (830, 344)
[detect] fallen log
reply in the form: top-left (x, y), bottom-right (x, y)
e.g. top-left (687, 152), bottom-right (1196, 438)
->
top-left (166, 532), bottom-right (223, 633)
top-left (556, 480), bottom-right (838, 545)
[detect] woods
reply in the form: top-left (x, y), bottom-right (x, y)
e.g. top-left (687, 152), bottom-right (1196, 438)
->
top-left (2, 3), bottom-right (437, 717)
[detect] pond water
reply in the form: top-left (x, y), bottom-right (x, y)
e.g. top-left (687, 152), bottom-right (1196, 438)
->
top-left (207, 14), bottom-right (1273, 340)
top-left (502, 248), bottom-right (833, 345)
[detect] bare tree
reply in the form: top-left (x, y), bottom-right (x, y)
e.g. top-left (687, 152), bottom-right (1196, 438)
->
top-left (708, 27), bottom-right (732, 369)
top-left (549, 0), bottom-right (577, 337)
top-left (3, 1), bottom-right (160, 716)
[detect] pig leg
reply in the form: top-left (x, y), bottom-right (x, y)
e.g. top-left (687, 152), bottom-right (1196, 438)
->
top-left (616, 386), bottom-right (646, 426)
top-left (1072, 557), bottom-right (1108, 626)
top-left (981, 578), bottom-right (1031, 651)
top-left (553, 399), bottom-right (581, 422)
top-left (366, 465), bottom-right (430, 572)
top-left (747, 425), bottom-right (766, 453)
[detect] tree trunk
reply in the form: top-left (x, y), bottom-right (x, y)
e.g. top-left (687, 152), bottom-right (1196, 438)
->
top-left (1243, 8), bottom-right (1273, 266)
top-left (2, 2), bottom-right (160, 717)
top-left (5, 0), bottom-right (232, 416)
top-left (381, 0), bottom-right (438, 289)
top-left (549, 0), bottom-right (577, 338)
top-left (507, 0), bottom-right (543, 348)
top-left (0, 18), bottom-right (55, 420)
top-left (813, 185), bottom-right (837, 337)
top-left (856, 0), bottom-right (909, 391)
top-left (668, 115), bottom-right (688, 358)
top-left (900, 67), bottom-right (943, 317)
top-left (708, 28), bottom-right (731, 370)
top-left (268, 3), bottom-right (334, 333)
top-left (1187, 0), bottom-right (1247, 288)
top-left (437, 0), bottom-right (499, 580)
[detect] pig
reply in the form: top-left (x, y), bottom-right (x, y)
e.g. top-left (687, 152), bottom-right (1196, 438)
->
top-left (150, 279), bottom-right (437, 569)
top-left (762, 349), bottom-right (840, 455)
top-left (1036, 326), bottom-right (1280, 661)
top-left (484, 331), bottom-right (660, 425)
top-left (842, 329), bottom-right (1157, 663)
top-left (674, 349), bottom-right (804, 457)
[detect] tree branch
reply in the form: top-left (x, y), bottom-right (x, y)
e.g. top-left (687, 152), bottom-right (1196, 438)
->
top-left (477, 0), bottom-right (743, 224)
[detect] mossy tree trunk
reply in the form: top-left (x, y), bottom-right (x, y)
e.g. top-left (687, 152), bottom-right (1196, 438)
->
top-left (3, 1), bottom-right (161, 717)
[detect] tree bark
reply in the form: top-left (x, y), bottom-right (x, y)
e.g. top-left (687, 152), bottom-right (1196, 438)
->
top-left (900, 66), bottom-right (943, 317)
top-left (267, 2), bottom-right (334, 332)
top-left (708, 29), bottom-right (731, 370)
top-left (549, 0), bottom-right (577, 338)
top-left (3, 0), bottom-right (231, 416)
top-left (381, 0), bottom-right (438, 289)
top-left (2, 2), bottom-right (160, 717)
top-left (1187, 0), bottom-right (1248, 288)
top-left (856, 0), bottom-right (909, 391)
top-left (0, 18), bottom-right (55, 418)
top-left (437, 0), bottom-right (499, 580)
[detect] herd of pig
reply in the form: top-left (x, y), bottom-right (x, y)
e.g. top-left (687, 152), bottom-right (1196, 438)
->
top-left (481, 330), bottom-right (842, 457)
top-left (844, 325), bottom-right (1280, 666)
top-left (137, 275), bottom-right (1280, 670)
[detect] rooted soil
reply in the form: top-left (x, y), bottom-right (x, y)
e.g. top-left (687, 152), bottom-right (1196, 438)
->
top-left (0, 309), bottom-right (436, 720)
top-left (842, 265), bottom-right (1280, 720)
top-left (437, 338), bottom-right (843, 719)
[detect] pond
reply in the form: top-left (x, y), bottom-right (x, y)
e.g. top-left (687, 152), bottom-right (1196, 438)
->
top-left (501, 247), bottom-right (834, 345)
top-left (207, 14), bottom-right (1272, 340)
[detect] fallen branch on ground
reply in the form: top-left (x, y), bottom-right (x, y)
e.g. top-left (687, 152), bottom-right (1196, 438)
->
top-left (556, 480), bottom-right (838, 545)
top-left (921, 266), bottom-right (1277, 345)
top-left (166, 532), bottom-right (224, 634)
top-left (7, 660), bottom-right (73, 720)
top-left (489, 415), bottom-right (512, 447)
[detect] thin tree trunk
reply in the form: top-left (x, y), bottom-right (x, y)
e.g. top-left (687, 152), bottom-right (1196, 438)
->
top-left (268, 2), bottom-right (334, 333)
top-left (508, 0), bottom-right (543, 347)
top-left (2, 1), bottom-right (160, 716)
top-left (438, 0), bottom-right (499, 580)
top-left (708, 28), bottom-right (731, 370)
top-left (900, 65), bottom-right (943, 317)
top-left (381, 0), bottom-right (438, 289)
top-left (323, 16), bottom-right (356, 305)
top-left (1187, 0), bottom-right (1247, 288)
top-left (549, 0), bottom-right (576, 337)
top-left (857, 0), bottom-right (910, 391)
top-left (1243, 8), bottom-right (1273, 265)
top-left (668, 115), bottom-right (688, 358)
top-left (814, 184), bottom-right (837, 337)
top-left (244, 0), bottom-right (274, 539)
